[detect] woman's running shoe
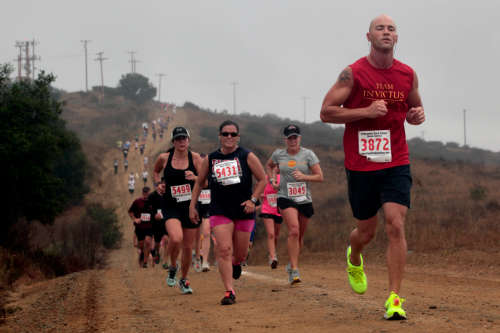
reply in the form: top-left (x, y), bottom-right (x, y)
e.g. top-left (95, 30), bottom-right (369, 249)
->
top-left (220, 291), bottom-right (236, 305)
top-left (201, 261), bottom-right (210, 272)
top-left (232, 264), bottom-right (242, 279)
top-left (269, 257), bottom-right (278, 269)
top-left (193, 258), bottom-right (202, 272)
top-left (166, 265), bottom-right (178, 287)
top-left (288, 268), bottom-right (301, 285)
top-left (178, 278), bottom-right (193, 294)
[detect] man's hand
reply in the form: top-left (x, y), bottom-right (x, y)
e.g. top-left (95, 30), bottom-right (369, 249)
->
top-left (366, 100), bottom-right (388, 119)
top-left (406, 106), bottom-right (425, 125)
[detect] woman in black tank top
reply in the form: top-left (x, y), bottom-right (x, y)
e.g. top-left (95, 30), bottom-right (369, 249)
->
top-left (189, 120), bottom-right (267, 305)
top-left (153, 126), bottom-right (203, 294)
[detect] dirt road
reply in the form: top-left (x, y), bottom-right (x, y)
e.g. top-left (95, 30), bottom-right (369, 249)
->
top-left (1, 111), bottom-right (499, 332)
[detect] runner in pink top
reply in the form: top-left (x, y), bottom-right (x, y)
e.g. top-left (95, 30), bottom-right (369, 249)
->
top-left (259, 174), bottom-right (282, 269)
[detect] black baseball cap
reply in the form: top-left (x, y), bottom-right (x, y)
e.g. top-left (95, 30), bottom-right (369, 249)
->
top-left (171, 126), bottom-right (190, 141)
top-left (283, 124), bottom-right (301, 138)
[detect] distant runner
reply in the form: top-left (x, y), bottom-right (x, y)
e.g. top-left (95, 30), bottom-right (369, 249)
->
top-left (114, 159), bottom-right (118, 174)
top-left (128, 187), bottom-right (153, 268)
top-left (320, 14), bottom-right (425, 320)
top-left (128, 177), bottom-right (135, 194)
top-left (258, 173), bottom-right (282, 269)
top-left (147, 179), bottom-right (168, 266)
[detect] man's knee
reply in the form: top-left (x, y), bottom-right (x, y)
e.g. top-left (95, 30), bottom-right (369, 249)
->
top-left (385, 216), bottom-right (405, 239)
top-left (358, 228), bottom-right (376, 244)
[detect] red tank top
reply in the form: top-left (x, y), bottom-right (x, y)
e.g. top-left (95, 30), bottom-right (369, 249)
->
top-left (343, 57), bottom-right (414, 171)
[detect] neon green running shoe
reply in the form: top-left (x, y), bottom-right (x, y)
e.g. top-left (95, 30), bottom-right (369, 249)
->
top-left (346, 246), bottom-right (367, 294)
top-left (384, 291), bottom-right (407, 320)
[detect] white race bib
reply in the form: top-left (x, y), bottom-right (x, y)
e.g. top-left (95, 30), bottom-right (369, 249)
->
top-left (358, 130), bottom-right (392, 163)
top-left (199, 189), bottom-right (211, 204)
top-left (267, 193), bottom-right (277, 207)
top-left (170, 184), bottom-right (192, 202)
top-left (287, 182), bottom-right (307, 202)
top-left (140, 213), bottom-right (151, 222)
top-left (214, 160), bottom-right (241, 185)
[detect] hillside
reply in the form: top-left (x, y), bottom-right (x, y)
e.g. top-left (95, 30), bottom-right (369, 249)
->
top-left (58, 94), bottom-right (500, 256)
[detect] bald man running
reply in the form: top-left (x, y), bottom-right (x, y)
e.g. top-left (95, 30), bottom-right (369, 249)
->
top-left (320, 14), bottom-right (425, 320)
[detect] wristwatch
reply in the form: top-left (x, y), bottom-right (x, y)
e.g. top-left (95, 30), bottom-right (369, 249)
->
top-left (250, 197), bottom-right (258, 204)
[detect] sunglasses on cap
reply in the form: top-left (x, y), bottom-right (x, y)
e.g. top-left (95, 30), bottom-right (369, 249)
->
top-left (220, 132), bottom-right (239, 137)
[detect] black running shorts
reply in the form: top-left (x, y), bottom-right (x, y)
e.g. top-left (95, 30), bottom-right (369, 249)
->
top-left (259, 213), bottom-right (283, 224)
top-left (165, 208), bottom-right (200, 229)
top-left (135, 225), bottom-right (153, 241)
top-left (277, 198), bottom-right (314, 218)
top-left (346, 164), bottom-right (412, 220)
top-left (152, 221), bottom-right (167, 243)
top-left (197, 203), bottom-right (211, 219)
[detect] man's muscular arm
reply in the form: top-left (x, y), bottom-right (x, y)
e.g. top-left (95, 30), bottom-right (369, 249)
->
top-left (406, 71), bottom-right (425, 125)
top-left (320, 67), bottom-right (388, 124)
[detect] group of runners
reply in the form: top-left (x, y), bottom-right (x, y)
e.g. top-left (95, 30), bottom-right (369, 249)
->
top-left (126, 14), bottom-right (425, 320)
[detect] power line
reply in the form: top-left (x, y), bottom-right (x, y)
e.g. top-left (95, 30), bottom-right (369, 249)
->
top-left (94, 51), bottom-right (108, 101)
top-left (81, 40), bottom-right (91, 92)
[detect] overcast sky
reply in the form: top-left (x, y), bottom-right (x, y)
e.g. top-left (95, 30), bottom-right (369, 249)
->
top-left (2, 1), bottom-right (499, 151)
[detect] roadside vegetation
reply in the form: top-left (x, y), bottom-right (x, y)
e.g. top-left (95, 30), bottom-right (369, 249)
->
top-left (0, 65), bottom-right (122, 299)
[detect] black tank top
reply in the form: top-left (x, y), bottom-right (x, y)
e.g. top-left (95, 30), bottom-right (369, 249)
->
top-left (208, 147), bottom-right (254, 220)
top-left (163, 148), bottom-right (197, 209)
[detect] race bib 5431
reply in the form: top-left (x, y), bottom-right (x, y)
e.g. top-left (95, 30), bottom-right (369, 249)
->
top-left (214, 160), bottom-right (241, 185)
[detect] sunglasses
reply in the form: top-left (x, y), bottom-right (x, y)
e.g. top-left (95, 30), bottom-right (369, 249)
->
top-left (220, 132), bottom-right (239, 137)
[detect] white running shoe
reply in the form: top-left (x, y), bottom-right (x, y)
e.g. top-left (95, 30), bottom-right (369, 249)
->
top-left (202, 261), bottom-right (210, 272)
top-left (193, 258), bottom-right (202, 272)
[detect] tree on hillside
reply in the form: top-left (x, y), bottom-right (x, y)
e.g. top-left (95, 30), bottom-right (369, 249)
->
top-left (117, 73), bottom-right (156, 104)
top-left (0, 64), bottom-right (88, 247)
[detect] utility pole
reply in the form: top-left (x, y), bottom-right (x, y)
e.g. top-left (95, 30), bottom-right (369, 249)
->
top-left (15, 41), bottom-right (24, 80)
top-left (30, 39), bottom-right (40, 80)
top-left (156, 73), bottom-right (166, 102)
top-left (127, 51), bottom-right (140, 73)
top-left (94, 52), bottom-right (108, 101)
top-left (302, 96), bottom-right (309, 123)
top-left (24, 41), bottom-right (31, 79)
top-left (463, 109), bottom-right (467, 146)
top-left (231, 81), bottom-right (238, 115)
top-left (81, 40), bottom-right (91, 91)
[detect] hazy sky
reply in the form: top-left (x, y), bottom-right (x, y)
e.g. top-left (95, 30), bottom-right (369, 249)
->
top-left (2, 1), bottom-right (499, 151)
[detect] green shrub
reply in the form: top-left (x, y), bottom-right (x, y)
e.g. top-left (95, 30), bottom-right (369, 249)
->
top-left (86, 203), bottom-right (122, 249)
top-left (470, 184), bottom-right (487, 201)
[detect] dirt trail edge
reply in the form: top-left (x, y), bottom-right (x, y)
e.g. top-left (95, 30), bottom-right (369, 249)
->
top-left (1, 110), bottom-right (499, 333)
